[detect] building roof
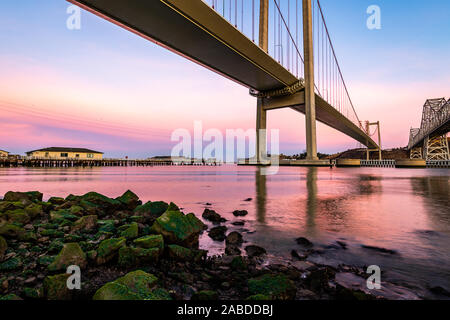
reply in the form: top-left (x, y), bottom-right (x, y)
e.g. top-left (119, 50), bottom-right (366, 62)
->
top-left (0, 150), bottom-right (9, 153)
top-left (26, 147), bottom-right (104, 154)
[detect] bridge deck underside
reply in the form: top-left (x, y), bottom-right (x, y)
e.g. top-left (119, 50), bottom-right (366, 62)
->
top-left (69, 0), bottom-right (378, 149)
top-left (410, 121), bottom-right (450, 149)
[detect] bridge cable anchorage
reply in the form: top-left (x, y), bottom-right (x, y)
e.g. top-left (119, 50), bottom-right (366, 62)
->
top-left (249, 79), bottom-right (305, 98)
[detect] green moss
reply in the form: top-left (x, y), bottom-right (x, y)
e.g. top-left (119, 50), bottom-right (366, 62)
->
top-left (150, 211), bottom-right (205, 247)
top-left (134, 201), bottom-right (169, 219)
top-left (69, 205), bottom-right (85, 216)
top-left (116, 190), bottom-right (141, 209)
top-left (118, 246), bottom-right (160, 267)
top-left (48, 243), bottom-right (87, 271)
top-left (133, 235), bottom-right (164, 250)
top-left (38, 255), bottom-right (55, 266)
top-left (23, 286), bottom-right (43, 299)
top-left (50, 209), bottom-right (79, 222)
top-left (40, 229), bottom-right (64, 238)
top-left (48, 197), bottom-right (65, 205)
top-left (0, 235), bottom-right (7, 258)
top-left (230, 256), bottom-right (247, 270)
top-left (24, 203), bottom-right (43, 219)
top-left (248, 274), bottom-right (296, 300)
top-left (3, 209), bottom-right (30, 224)
top-left (96, 237), bottom-right (126, 265)
top-left (0, 257), bottom-right (22, 271)
top-left (119, 222), bottom-right (139, 239)
top-left (98, 220), bottom-right (116, 233)
top-left (167, 244), bottom-right (206, 262)
top-left (43, 273), bottom-right (71, 300)
top-left (191, 290), bottom-right (218, 301)
top-left (48, 240), bottom-right (64, 254)
top-left (93, 281), bottom-right (141, 300)
top-left (0, 293), bottom-right (22, 300)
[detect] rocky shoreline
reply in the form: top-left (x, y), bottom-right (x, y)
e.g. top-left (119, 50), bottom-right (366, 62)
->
top-left (0, 190), bottom-right (402, 300)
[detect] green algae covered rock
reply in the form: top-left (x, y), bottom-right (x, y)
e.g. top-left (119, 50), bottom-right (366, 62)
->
top-left (96, 237), bottom-right (126, 265)
top-left (71, 215), bottom-right (97, 233)
top-left (93, 270), bottom-right (165, 300)
top-left (134, 201), bottom-right (169, 221)
top-left (48, 243), bottom-right (87, 271)
top-left (248, 274), bottom-right (296, 300)
top-left (0, 257), bottom-right (22, 271)
top-left (0, 293), bottom-right (22, 300)
top-left (24, 203), bottom-right (44, 219)
top-left (3, 209), bottom-right (30, 224)
top-left (40, 229), bottom-right (64, 238)
top-left (23, 286), bottom-right (44, 299)
top-left (119, 222), bottom-right (139, 239)
top-left (118, 246), bottom-right (160, 267)
top-left (116, 190), bottom-right (141, 210)
top-left (167, 244), bottom-right (206, 262)
top-left (80, 192), bottom-right (122, 214)
top-left (230, 256), bottom-right (247, 271)
top-left (50, 209), bottom-right (79, 222)
top-left (150, 210), bottom-right (205, 248)
top-left (0, 235), bottom-right (7, 259)
top-left (98, 220), bottom-right (116, 233)
top-left (3, 191), bottom-right (42, 203)
top-left (0, 223), bottom-right (34, 241)
top-left (133, 234), bottom-right (164, 250)
top-left (191, 290), bottom-right (218, 301)
top-left (48, 197), bottom-right (65, 205)
top-left (43, 273), bottom-right (71, 300)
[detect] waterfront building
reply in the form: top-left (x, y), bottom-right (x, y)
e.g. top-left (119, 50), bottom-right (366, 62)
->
top-left (26, 147), bottom-right (104, 160)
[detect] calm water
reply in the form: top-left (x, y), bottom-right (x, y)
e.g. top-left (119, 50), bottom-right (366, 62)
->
top-left (1, 165), bottom-right (449, 297)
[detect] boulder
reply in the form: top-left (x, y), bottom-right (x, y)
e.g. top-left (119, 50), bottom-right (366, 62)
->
top-left (150, 210), bottom-right (206, 248)
top-left (248, 274), bottom-right (296, 300)
top-left (226, 231), bottom-right (243, 246)
top-left (4, 191), bottom-right (43, 203)
top-left (295, 237), bottom-right (313, 248)
top-left (133, 235), bottom-right (164, 250)
top-left (93, 270), bottom-right (169, 300)
top-left (245, 245), bottom-right (267, 257)
top-left (96, 237), bottom-right (126, 265)
top-left (98, 220), bottom-right (116, 233)
top-left (48, 197), bottom-right (65, 205)
top-left (202, 209), bottom-right (226, 223)
top-left (116, 190), bottom-right (141, 210)
top-left (208, 226), bottom-right (227, 242)
top-left (118, 246), bottom-right (160, 267)
top-left (71, 215), bottom-right (98, 233)
top-left (0, 257), bottom-right (22, 271)
top-left (166, 244), bottom-right (206, 262)
top-left (43, 273), bottom-right (72, 300)
top-left (25, 203), bottom-right (44, 219)
top-left (0, 223), bottom-right (31, 240)
top-left (134, 201), bottom-right (169, 222)
top-left (119, 222), bottom-right (139, 239)
top-left (232, 210), bottom-right (248, 217)
top-left (2, 209), bottom-right (30, 224)
top-left (191, 290), bottom-right (218, 301)
top-left (0, 236), bottom-right (6, 259)
top-left (48, 243), bottom-right (87, 271)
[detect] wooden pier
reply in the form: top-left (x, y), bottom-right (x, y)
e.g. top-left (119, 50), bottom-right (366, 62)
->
top-left (0, 157), bottom-right (220, 168)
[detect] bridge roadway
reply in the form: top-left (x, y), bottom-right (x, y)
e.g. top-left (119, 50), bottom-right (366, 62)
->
top-left (69, 0), bottom-right (378, 149)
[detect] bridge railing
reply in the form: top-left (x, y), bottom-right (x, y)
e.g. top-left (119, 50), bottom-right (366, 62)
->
top-left (408, 98), bottom-right (449, 149)
top-left (206, 0), bottom-right (364, 132)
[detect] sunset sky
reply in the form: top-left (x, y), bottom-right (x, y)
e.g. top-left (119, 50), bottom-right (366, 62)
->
top-left (1, 0), bottom-right (449, 158)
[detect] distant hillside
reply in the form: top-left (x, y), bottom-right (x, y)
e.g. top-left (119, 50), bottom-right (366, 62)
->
top-left (325, 147), bottom-right (409, 160)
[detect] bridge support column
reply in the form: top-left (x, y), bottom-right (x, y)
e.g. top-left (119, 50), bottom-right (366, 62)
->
top-left (302, 0), bottom-right (318, 160)
top-left (256, 97), bottom-right (267, 164)
top-left (424, 134), bottom-right (449, 160)
top-left (259, 0), bottom-right (269, 53)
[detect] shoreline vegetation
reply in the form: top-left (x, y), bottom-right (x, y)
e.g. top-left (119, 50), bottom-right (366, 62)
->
top-left (0, 190), bottom-right (425, 300)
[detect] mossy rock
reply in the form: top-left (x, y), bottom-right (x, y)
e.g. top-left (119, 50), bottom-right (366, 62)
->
top-left (167, 244), bottom-right (206, 262)
top-left (116, 190), bottom-right (141, 210)
top-left (246, 294), bottom-right (272, 300)
top-left (80, 192), bottom-right (122, 214)
top-left (0, 293), bottom-right (22, 300)
top-left (3, 191), bottom-right (42, 203)
top-left (191, 290), bottom-right (218, 301)
top-left (93, 270), bottom-right (160, 300)
top-left (0, 235), bottom-right (7, 259)
top-left (69, 205), bottom-right (85, 216)
top-left (118, 246), bottom-right (160, 267)
top-left (3, 209), bottom-right (31, 224)
top-left (248, 274), bottom-right (296, 300)
top-left (72, 215), bottom-right (97, 233)
top-left (48, 197), bottom-right (65, 205)
top-left (48, 243), bottom-right (87, 271)
top-left (0, 201), bottom-right (17, 212)
top-left (96, 237), bottom-right (126, 265)
top-left (98, 220), bottom-right (116, 233)
top-left (119, 222), bottom-right (139, 239)
top-left (23, 286), bottom-right (44, 299)
top-left (44, 273), bottom-right (71, 300)
top-left (38, 255), bottom-right (55, 266)
top-left (230, 256), bottom-right (247, 270)
top-left (64, 234), bottom-right (83, 243)
top-left (146, 287), bottom-right (172, 300)
top-left (24, 203), bottom-right (44, 219)
top-left (40, 229), bottom-right (64, 238)
top-left (0, 257), bottom-right (22, 271)
top-left (0, 223), bottom-right (27, 239)
top-left (48, 240), bottom-right (64, 254)
top-left (50, 209), bottom-right (79, 222)
top-left (133, 235), bottom-right (164, 250)
top-left (150, 210), bottom-right (205, 248)
top-left (134, 201), bottom-right (169, 221)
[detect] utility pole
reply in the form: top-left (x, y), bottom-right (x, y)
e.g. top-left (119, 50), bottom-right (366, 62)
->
top-left (256, 0), bottom-right (269, 164)
top-left (302, 0), bottom-right (318, 160)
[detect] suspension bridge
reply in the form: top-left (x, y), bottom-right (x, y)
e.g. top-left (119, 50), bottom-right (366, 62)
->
top-left (408, 98), bottom-right (450, 161)
top-left (68, 0), bottom-right (381, 165)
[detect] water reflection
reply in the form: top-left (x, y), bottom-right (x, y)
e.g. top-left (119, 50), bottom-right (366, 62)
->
top-left (255, 168), bottom-right (266, 223)
top-left (306, 167), bottom-right (318, 235)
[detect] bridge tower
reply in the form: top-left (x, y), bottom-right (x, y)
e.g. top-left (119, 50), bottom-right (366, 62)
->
top-left (424, 134), bottom-right (449, 160)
